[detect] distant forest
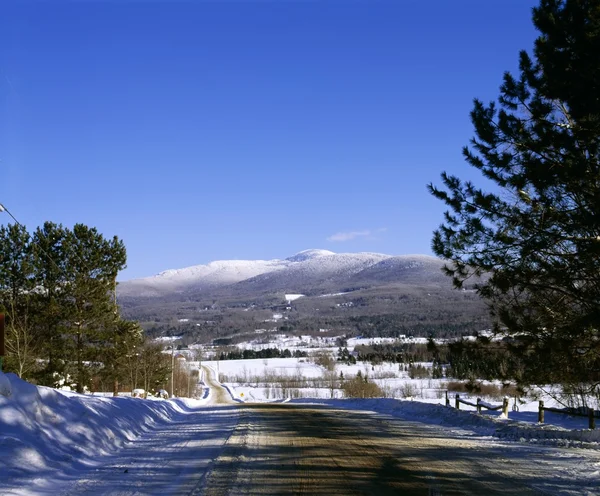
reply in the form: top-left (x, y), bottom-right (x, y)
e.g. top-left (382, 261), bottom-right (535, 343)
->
top-left (121, 284), bottom-right (491, 346)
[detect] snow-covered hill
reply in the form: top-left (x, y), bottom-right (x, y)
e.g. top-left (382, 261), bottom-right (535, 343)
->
top-left (118, 258), bottom-right (289, 297)
top-left (285, 249), bottom-right (335, 262)
top-left (232, 252), bottom-right (393, 294)
top-left (118, 249), bottom-right (443, 298)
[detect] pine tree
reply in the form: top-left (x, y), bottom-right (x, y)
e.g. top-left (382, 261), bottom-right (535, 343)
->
top-left (137, 339), bottom-right (171, 394)
top-left (100, 317), bottom-right (143, 394)
top-left (62, 224), bottom-right (127, 393)
top-left (429, 0), bottom-right (600, 390)
top-left (0, 219), bottom-right (133, 391)
top-left (0, 224), bottom-right (37, 378)
top-left (30, 222), bottom-right (70, 386)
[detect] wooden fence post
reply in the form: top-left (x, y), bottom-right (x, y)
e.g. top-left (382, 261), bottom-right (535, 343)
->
top-left (445, 390), bottom-right (449, 407)
top-left (502, 397), bottom-right (509, 417)
top-left (476, 398), bottom-right (482, 414)
top-left (455, 393), bottom-right (460, 410)
top-left (589, 408), bottom-right (596, 430)
top-left (538, 400), bottom-right (544, 424)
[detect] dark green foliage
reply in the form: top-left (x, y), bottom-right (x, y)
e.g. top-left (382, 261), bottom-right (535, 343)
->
top-left (354, 342), bottom-right (447, 364)
top-left (218, 348), bottom-right (306, 361)
top-left (0, 224), bottom-right (37, 377)
top-left (0, 220), bottom-right (155, 394)
top-left (431, 360), bottom-right (444, 379)
top-left (30, 222), bottom-right (70, 384)
top-left (60, 224), bottom-right (127, 393)
top-left (429, 0), bottom-right (600, 389)
top-left (337, 347), bottom-right (355, 364)
top-left (408, 364), bottom-right (430, 380)
top-left (445, 337), bottom-right (522, 382)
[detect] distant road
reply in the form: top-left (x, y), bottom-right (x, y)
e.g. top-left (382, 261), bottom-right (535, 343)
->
top-left (202, 365), bottom-right (236, 406)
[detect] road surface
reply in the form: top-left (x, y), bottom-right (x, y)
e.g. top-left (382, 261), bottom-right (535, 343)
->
top-left (56, 366), bottom-right (597, 495)
top-left (201, 403), bottom-right (592, 495)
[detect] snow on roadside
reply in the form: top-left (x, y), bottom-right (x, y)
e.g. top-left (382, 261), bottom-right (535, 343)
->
top-left (292, 397), bottom-right (600, 450)
top-left (0, 372), bottom-right (209, 489)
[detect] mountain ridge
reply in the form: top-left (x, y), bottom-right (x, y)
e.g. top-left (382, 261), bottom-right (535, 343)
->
top-left (118, 250), bottom-right (491, 341)
top-left (118, 250), bottom-right (444, 298)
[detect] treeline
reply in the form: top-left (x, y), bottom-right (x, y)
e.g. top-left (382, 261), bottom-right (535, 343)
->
top-left (444, 337), bottom-right (521, 381)
top-left (0, 222), bottom-right (169, 394)
top-left (218, 348), bottom-right (308, 360)
top-left (351, 318), bottom-right (488, 339)
top-left (352, 335), bottom-right (598, 388)
top-left (354, 340), bottom-right (448, 364)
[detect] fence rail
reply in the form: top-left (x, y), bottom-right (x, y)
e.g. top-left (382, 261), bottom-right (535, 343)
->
top-left (446, 393), bottom-right (597, 429)
top-left (446, 392), bottom-right (509, 417)
top-left (538, 400), bottom-right (596, 429)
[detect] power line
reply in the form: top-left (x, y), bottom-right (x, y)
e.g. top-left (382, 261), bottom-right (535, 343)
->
top-left (0, 202), bottom-right (64, 275)
top-left (0, 202), bottom-right (120, 306)
top-left (0, 201), bottom-right (125, 321)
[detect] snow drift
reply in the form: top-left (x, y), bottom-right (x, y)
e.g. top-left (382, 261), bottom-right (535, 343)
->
top-left (0, 372), bottom-right (208, 486)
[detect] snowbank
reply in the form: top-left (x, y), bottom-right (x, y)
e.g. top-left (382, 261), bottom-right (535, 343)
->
top-left (0, 372), bottom-right (209, 484)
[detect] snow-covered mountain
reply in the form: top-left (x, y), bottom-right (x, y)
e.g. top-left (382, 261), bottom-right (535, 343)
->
top-left (120, 258), bottom-right (288, 297)
top-left (117, 249), bottom-right (444, 298)
top-left (284, 249), bottom-right (335, 262)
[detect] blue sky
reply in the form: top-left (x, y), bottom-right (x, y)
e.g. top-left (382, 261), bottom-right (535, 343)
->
top-left (1, 1), bottom-right (538, 280)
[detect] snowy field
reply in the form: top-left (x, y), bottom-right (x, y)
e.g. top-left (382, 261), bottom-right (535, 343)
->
top-left (205, 357), bottom-right (598, 431)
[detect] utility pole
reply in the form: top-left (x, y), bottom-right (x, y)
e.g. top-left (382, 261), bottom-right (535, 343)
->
top-left (113, 276), bottom-right (119, 397)
top-left (187, 365), bottom-right (191, 398)
top-left (170, 344), bottom-right (175, 398)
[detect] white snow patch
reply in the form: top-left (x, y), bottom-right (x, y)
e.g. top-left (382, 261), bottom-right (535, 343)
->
top-left (285, 294), bottom-right (305, 302)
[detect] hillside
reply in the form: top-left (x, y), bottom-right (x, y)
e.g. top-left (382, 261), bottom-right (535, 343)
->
top-left (118, 250), bottom-right (491, 342)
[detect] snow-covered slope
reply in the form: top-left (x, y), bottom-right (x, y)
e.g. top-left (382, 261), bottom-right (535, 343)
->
top-left (285, 249), bottom-right (335, 262)
top-left (119, 249), bottom-right (425, 298)
top-left (119, 258), bottom-right (288, 297)
top-left (351, 255), bottom-right (447, 285)
top-left (233, 252), bottom-right (393, 294)
top-left (0, 372), bottom-right (216, 494)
